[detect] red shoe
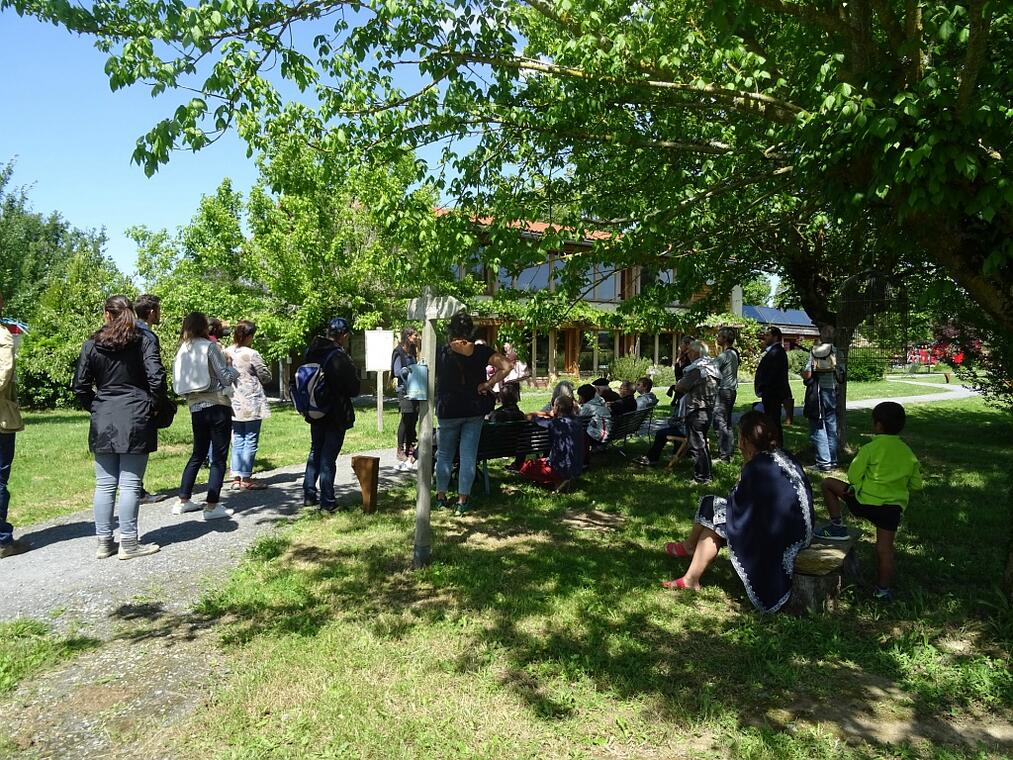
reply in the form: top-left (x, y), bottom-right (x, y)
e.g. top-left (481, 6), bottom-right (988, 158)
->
top-left (661, 577), bottom-right (690, 590)
top-left (665, 541), bottom-right (691, 558)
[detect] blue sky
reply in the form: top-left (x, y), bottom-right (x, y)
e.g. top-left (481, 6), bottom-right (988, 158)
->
top-left (0, 14), bottom-right (260, 275)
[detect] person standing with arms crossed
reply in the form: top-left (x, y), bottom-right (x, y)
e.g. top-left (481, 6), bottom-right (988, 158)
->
top-left (0, 290), bottom-right (28, 558)
top-left (754, 326), bottom-right (790, 448)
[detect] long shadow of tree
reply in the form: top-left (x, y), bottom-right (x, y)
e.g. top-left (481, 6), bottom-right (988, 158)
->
top-left (185, 402), bottom-right (1011, 753)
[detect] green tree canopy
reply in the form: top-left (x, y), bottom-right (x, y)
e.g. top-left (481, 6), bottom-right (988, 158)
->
top-left (5, 0), bottom-right (1009, 340)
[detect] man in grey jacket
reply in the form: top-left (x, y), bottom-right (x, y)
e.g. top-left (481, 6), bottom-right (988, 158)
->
top-left (672, 341), bottom-right (720, 483)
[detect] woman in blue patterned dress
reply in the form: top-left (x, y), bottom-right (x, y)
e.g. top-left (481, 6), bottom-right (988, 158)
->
top-left (661, 411), bottom-right (814, 613)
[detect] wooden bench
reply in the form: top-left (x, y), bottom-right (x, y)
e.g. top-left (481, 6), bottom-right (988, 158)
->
top-left (593, 407), bottom-right (654, 458)
top-left (787, 528), bottom-right (862, 613)
top-left (474, 420), bottom-right (552, 495)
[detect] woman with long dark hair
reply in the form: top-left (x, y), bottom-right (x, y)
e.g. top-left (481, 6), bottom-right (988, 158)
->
top-left (434, 312), bottom-right (512, 514)
top-left (73, 295), bottom-right (167, 559)
top-left (391, 326), bottom-right (420, 471)
top-left (173, 311), bottom-right (239, 520)
top-left (661, 411), bottom-right (814, 613)
top-left (225, 320), bottom-right (272, 490)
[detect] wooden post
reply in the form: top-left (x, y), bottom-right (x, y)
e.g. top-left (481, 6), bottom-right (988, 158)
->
top-left (593, 337), bottom-right (599, 375)
top-left (671, 334), bottom-right (677, 367)
top-left (375, 371), bottom-right (384, 432)
top-left (654, 334), bottom-right (660, 366)
top-left (548, 328), bottom-right (557, 380)
top-left (531, 332), bottom-right (537, 380)
top-left (407, 288), bottom-right (465, 568)
top-left (613, 332), bottom-right (620, 362)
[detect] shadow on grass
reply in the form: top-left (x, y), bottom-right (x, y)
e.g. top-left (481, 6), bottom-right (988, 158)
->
top-left (157, 402), bottom-right (1013, 752)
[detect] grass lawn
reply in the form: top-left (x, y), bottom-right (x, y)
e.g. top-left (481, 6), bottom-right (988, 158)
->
top-left (10, 403), bottom-right (402, 527)
top-left (0, 619), bottom-right (98, 695)
top-left (9, 377), bottom-right (953, 529)
top-left (150, 398), bottom-right (1011, 758)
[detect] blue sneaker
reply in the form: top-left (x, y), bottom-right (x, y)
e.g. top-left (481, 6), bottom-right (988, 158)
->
top-left (874, 587), bottom-right (894, 603)
top-left (814, 524), bottom-right (849, 541)
top-left (454, 500), bottom-right (473, 515)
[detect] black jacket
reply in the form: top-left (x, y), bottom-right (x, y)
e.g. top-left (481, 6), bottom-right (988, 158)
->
top-left (754, 343), bottom-right (791, 402)
top-left (608, 395), bottom-right (637, 417)
top-left (73, 331), bottom-right (167, 454)
top-left (304, 337), bottom-right (360, 429)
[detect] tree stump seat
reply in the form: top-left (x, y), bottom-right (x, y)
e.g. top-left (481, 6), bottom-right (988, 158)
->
top-left (787, 528), bottom-right (862, 614)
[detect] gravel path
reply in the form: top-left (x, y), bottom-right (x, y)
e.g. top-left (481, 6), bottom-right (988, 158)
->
top-left (0, 446), bottom-right (407, 635)
top-left (2, 381), bottom-right (976, 631)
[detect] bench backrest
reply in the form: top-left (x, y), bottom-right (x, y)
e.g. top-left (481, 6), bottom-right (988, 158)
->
top-left (476, 420), bottom-right (551, 461)
top-left (609, 407), bottom-right (652, 440)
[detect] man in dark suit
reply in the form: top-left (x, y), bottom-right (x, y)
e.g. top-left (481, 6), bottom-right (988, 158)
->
top-left (754, 326), bottom-right (790, 447)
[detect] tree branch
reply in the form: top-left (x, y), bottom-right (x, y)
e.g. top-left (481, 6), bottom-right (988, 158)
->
top-left (443, 51), bottom-right (804, 122)
top-left (752, 0), bottom-right (851, 38)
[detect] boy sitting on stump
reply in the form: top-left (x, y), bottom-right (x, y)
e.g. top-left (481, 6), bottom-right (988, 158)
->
top-left (816, 401), bottom-right (922, 602)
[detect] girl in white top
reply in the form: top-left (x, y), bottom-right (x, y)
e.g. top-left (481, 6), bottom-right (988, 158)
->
top-left (225, 320), bottom-right (272, 490)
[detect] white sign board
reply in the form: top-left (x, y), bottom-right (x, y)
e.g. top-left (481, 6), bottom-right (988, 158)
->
top-left (364, 329), bottom-right (395, 372)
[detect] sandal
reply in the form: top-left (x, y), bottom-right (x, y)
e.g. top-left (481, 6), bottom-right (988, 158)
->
top-left (665, 541), bottom-right (692, 558)
top-left (661, 577), bottom-right (691, 590)
top-left (242, 480), bottom-right (268, 490)
top-left (229, 479), bottom-right (243, 491)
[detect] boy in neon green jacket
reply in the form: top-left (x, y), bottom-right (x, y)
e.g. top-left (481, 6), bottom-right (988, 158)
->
top-left (815, 402), bottom-right (922, 601)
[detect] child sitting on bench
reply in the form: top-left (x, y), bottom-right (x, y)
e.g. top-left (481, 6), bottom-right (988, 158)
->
top-left (519, 395), bottom-right (584, 492)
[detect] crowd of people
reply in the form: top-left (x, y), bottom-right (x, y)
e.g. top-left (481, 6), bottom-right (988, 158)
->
top-left (0, 296), bottom-right (923, 609)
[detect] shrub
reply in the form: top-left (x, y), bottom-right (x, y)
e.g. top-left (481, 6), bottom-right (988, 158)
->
top-left (608, 355), bottom-right (651, 382)
top-left (847, 348), bottom-right (888, 382)
top-left (16, 334), bottom-right (81, 409)
top-left (650, 366), bottom-right (676, 389)
top-left (787, 349), bottom-right (810, 377)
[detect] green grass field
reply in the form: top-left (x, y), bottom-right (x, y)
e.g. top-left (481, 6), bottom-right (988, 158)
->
top-left (147, 397), bottom-right (1010, 759)
top-left (9, 404), bottom-right (402, 526)
top-left (8, 377), bottom-right (956, 528)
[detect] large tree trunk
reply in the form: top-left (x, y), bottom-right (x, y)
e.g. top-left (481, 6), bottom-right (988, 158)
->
top-left (918, 223), bottom-right (1013, 337)
top-left (1006, 483), bottom-right (1013, 602)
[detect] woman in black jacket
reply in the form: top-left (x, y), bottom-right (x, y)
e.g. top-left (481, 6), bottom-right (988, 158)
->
top-left (73, 295), bottom-right (167, 560)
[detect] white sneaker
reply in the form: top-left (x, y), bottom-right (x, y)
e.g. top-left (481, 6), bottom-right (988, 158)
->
top-left (396, 461), bottom-right (410, 472)
top-left (203, 504), bottom-right (234, 521)
top-left (171, 499), bottom-right (202, 515)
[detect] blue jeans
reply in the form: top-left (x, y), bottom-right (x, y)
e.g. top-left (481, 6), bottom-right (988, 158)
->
top-left (0, 433), bottom-right (15, 545)
top-left (435, 415), bottom-right (485, 497)
top-left (180, 405), bottom-right (232, 503)
top-left (808, 386), bottom-right (839, 468)
top-left (231, 419), bottom-right (263, 478)
top-left (94, 453), bottom-right (149, 539)
top-left (303, 422), bottom-right (346, 508)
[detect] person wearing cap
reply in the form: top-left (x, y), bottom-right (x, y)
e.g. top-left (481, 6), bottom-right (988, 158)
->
top-left (591, 377), bottom-right (620, 403)
top-left (302, 317), bottom-right (361, 512)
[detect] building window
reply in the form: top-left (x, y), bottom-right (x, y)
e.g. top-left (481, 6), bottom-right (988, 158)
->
top-left (597, 331), bottom-right (615, 372)
top-left (517, 263), bottom-right (550, 291)
top-left (534, 331), bottom-right (550, 373)
top-left (577, 332), bottom-right (595, 373)
top-left (639, 333), bottom-right (655, 361)
top-left (497, 267), bottom-right (515, 290)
